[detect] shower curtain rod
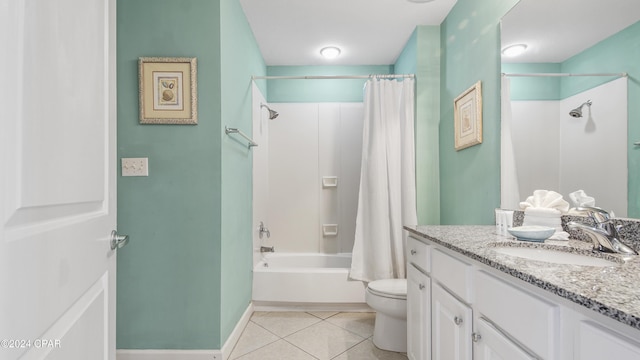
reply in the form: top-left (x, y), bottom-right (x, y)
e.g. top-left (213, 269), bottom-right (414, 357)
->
top-left (502, 72), bottom-right (627, 78)
top-left (251, 74), bottom-right (415, 80)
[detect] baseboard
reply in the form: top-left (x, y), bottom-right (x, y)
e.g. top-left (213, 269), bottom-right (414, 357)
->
top-left (253, 301), bottom-right (371, 313)
top-left (221, 302), bottom-right (254, 359)
top-left (116, 349), bottom-right (222, 360)
top-left (117, 303), bottom-right (254, 360)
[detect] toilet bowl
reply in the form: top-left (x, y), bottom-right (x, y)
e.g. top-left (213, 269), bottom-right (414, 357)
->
top-left (366, 279), bottom-right (407, 352)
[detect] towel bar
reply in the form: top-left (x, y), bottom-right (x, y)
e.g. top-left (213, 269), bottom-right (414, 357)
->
top-left (225, 126), bottom-right (257, 148)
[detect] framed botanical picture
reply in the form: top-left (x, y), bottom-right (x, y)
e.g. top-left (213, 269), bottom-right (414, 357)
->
top-left (453, 81), bottom-right (482, 150)
top-left (138, 57), bottom-right (198, 124)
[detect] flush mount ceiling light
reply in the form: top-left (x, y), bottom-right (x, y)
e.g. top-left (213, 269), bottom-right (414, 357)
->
top-left (502, 44), bottom-right (528, 57)
top-left (320, 46), bottom-right (341, 59)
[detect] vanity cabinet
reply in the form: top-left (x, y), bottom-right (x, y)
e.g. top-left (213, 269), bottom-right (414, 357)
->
top-left (406, 229), bottom-right (640, 360)
top-left (407, 237), bottom-right (431, 360)
top-left (432, 283), bottom-right (472, 360)
top-left (407, 235), bottom-right (557, 360)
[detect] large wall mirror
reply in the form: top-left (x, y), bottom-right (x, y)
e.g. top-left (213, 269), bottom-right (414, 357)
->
top-left (500, 0), bottom-right (640, 217)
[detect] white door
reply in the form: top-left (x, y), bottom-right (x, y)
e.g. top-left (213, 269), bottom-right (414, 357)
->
top-left (407, 264), bottom-right (431, 360)
top-left (0, 0), bottom-right (118, 359)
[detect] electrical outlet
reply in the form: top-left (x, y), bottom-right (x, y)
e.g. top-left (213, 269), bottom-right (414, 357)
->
top-left (121, 157), bottom-right (149, 177)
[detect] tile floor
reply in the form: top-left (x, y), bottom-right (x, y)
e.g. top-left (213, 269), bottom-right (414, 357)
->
top-left (229, 311), bottom-right (409, 360)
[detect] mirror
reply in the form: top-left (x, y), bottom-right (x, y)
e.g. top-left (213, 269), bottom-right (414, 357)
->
top-left (500, 0), bottom-right (640, 217)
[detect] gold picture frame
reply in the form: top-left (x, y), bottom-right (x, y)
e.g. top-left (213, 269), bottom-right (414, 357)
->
top-left (453, 81), bottom-right (482, 150)
top-left (138, 57), bottom-right (197, 124)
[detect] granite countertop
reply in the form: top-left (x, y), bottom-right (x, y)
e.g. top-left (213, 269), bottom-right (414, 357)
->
top-left (404, 225), bottom-right (640, 331)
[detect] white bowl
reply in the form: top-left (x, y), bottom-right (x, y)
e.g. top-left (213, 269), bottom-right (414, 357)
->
top-left (507, 226), bottom-right (555, 242)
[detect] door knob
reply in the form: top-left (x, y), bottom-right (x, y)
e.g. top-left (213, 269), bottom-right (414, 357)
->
top-left (110, 230), bottom-right (129, 250)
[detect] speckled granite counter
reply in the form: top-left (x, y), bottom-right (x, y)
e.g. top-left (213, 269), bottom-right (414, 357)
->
top-left (404, 225), bottom-right (640, 331)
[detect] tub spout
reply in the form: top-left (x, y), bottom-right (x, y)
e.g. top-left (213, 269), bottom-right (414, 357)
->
top-left (260, 246), bottom-right (275, 253)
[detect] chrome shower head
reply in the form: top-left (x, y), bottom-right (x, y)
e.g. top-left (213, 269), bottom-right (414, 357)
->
top-left (569, 100), bottom-right (592, 118)
top-left (261, 103), bottom-right (279, 120)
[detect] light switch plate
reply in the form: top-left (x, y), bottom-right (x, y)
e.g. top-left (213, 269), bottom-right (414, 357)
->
top-left (121, 157), bottom-right (149, 177)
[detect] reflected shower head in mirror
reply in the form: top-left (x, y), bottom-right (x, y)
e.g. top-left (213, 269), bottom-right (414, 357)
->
top-left (260, 103), bottom-right (279, 120)
top-left (569, 100), bottom-right (592, 118)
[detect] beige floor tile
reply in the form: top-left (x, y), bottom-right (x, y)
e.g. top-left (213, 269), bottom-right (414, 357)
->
top-left (326, 312), bottom-right (375, 338)
top-left (251, 311), bottom-right (322, 337)
top-left (307, 311), bottom-right (339, 319)
top-left (234, 339), bottom-right (317, 360)
top-left (333, 338), bottom-right (408, 360)
top-left (229, 321), bottom-right (280, 359)
top-left (285, 321), bottom-right (366, 360)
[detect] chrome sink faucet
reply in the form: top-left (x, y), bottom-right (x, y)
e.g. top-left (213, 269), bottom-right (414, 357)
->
top-left (567, 207), bottom-right (638, 255)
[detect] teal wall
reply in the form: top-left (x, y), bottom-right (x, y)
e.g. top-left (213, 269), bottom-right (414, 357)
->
top-left (503, 21), bottom-right (640, 217)
top-left (439, 0), bottom-right (519, 224)
top-left (117, 0), bottom-right (264, 350)
top-left (266, 65), bottom-right (392, 102)
top-left (395, 26), bottom-right (442, 225)
top-left (220, 0), bottom-right (266, 342)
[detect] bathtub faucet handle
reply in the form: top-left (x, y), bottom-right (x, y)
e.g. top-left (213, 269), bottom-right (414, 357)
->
top-left (260, 246), bottom-right (275, 253)
top-left (258, 221), bottom-right (271, 239)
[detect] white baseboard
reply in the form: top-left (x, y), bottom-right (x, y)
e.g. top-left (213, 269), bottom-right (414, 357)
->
top-left (117, 303), bottom-right (254, 360)
top-left (116, 349), bottom-right (222, 360)
top-left (221, 302), bottom-right (254, 359)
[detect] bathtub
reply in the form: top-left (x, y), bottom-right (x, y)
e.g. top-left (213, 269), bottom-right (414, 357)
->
top-left (252, 253), bottom-right (366, 307)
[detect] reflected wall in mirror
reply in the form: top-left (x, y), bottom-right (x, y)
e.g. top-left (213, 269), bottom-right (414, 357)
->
top-left (500, 0), bottom-right (640, 217)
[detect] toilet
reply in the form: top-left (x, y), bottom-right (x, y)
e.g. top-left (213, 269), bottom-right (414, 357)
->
top-left (366, 278), bottom-right (407, 352)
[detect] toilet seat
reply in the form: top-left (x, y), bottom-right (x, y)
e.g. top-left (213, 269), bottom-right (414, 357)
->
top-left (367, 279), bottom-right (407, 300)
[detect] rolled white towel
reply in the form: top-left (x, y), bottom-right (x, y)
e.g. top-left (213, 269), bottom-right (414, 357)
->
top-left (519, 190), bottom-right (570, 213)
top-left (568, 189), bottom-right (595, 208)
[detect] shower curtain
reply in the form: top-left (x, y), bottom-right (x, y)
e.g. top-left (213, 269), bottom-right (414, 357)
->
top-left (349, 78), bottom-right (417, 282)
top-left (500, 76), bottom-right (521, 209)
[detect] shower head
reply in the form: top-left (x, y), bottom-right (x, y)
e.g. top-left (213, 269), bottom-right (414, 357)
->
top-left (569, 100), bottom-right (592, 118)
top-left (261, 103), bottom-right (279, 120)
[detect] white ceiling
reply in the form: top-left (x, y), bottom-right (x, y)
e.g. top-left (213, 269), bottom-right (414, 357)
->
top-left (239, 0), bottom-right (458, 66)
top-left (501, 0), bottom-right (640, 63)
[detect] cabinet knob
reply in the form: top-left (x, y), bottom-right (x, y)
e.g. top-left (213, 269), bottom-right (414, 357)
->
top-left (419, 283), bottom-right (425, 290)
top-left (454, 316), bottom-right (463, 325)
top-left (410, 249), bottom-right (417, 255)
top-left (472, 333), bottom-right (482, 342)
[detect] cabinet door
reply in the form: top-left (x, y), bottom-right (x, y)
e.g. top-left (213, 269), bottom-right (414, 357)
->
top-left (408, 265), bottom-right (431, 360)
top-left (432, 283), bottom-right (472, 360)
top-left (576, 321), bottom-right (640, 360)
top-left (474, 318), bottom-right (536, 360)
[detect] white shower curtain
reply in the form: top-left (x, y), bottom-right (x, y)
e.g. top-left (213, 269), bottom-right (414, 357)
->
top-left (500, 76), bottom-right (521, 209)
top-left (349, 78), bottom-right (417, 282)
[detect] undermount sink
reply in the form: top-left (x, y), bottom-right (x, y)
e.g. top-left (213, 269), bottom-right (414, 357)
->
top-left (493, 247), bottom-right (620, 267)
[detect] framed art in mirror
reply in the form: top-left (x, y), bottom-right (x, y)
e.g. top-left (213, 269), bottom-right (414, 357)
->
top-left (138, 57), bottom-right (198, 124)
top-left (454, 81), bottom-right (482, 150)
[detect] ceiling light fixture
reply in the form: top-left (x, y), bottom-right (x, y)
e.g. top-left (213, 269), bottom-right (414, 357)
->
top-left (502, 44), bottom-right (528, 57)
top-left (320, 46), bottom-right (341, 59)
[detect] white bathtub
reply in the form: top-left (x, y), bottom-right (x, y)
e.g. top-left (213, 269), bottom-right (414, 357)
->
top-left (252, 253), bottom-right (366, 307)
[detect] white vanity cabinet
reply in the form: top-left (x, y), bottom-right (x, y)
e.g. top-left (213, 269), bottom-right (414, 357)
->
top-left (432, 282), bottom-right (473, 360)
top-left (407, 232), bottom-right (640, 360)
top-left (407, 236), bottom-right (431, 360)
